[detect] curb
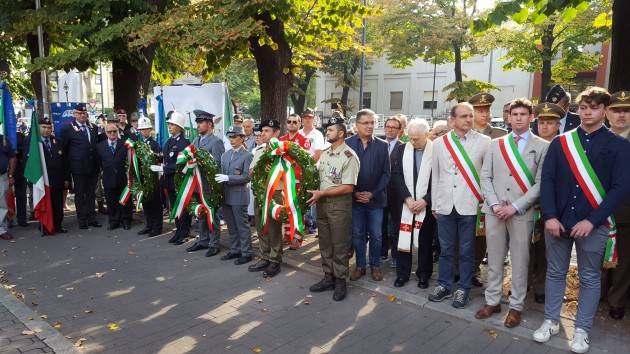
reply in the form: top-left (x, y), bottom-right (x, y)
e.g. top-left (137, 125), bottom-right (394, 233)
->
top-left (1, 287), bottom-right (80, 354)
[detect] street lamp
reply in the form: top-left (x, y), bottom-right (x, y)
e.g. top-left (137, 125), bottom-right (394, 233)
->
top-left (63, 81), bottom-right (69, 103)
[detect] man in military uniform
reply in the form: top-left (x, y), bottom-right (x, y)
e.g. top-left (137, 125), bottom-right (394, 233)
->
top-left (216, 126), bottom-right (253, 264)
top-left (185, 110), bottom-right (225, 256)
top-left (308, 115), bottom-right (359, 301)
top-left (61, 103), bottom-right (102, 229)
top-left (162, 112), bottom-right (192, 245)
top-left (605, 91), bottom-right (630, 320)
top-left (248, 119), bottom-right (284, 278)
top-left (533, 84), bottom-right (580, 136)
top-left (468, 92), bottom-right (508, 287)
top-left (137, 117), bottom-right (163, 237)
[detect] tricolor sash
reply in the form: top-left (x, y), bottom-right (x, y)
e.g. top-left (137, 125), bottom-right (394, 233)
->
top-left (498, 134), bottom-right (534, 193)
top-left (559, 129), bottom-right (618, 268)
top-left (397, 140), bottom-right (433, 252)
top-left (443, 131), bottom-right (485, 235)
top-left (119, 139), bottom-right (143, 211)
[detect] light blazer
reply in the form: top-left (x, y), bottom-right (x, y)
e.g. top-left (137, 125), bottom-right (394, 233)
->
top-left (431, 130), bottom-right (491, 216)
top-left (480, 131), bottom-right (549, 220)
top-left (221, 147), bottom-right (253, 206)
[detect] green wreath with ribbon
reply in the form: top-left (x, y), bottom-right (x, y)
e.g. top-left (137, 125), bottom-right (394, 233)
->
top-left (171, 145), bottom-right (223, 227)
top-left (119, 139), bottom-right (159, 210)
top-left (251, 138), bottom-right (320, 240)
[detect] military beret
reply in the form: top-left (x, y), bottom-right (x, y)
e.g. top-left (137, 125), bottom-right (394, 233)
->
top-left (74, 103), bottom-right (87, 112)
top-left (325, 115), bottom-right (346, 128)
top-left (193, 110), bottom-right (215, 122)
top-left (301, 108), bottom-right (315, 117)
top-left (534, 103), bottom-right (565, 120)
top-left (545, 84), bottom-right (569, 104)
top-left (260, 119), bottom-right (280, 129)
top-left (468, 93), bottom-right (495, 107)
top-left (39, 116), bottom-right (52, 125)
top-left (226, 125), bottom-right (245, 137)
top-left (609, 91), bottom-right (630, 109)
top-left (331, 110), bottom-right (344, 119)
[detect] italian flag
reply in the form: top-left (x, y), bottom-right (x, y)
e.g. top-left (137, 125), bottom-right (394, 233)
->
top-left (24, 111), bottom-right (54, 234)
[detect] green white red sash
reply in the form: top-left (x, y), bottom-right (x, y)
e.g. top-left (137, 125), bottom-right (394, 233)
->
top-left (559, 129), bottom-right (617, 267)
top-left (119, 139), bottom-right (143, 211)
top-left (169, 144), bottom-right (215, 230)
top-left (261, 138), bottom-right (305, 240)
top-left (443, 131), bottom-right (483, 202)
top-left (498, 134), bottom-right (534, 193)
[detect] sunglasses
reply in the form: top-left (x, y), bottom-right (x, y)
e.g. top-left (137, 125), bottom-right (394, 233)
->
top-left (287, 120), bottom-right (299, 124)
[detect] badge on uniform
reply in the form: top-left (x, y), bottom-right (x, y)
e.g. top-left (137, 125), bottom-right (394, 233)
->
top-left (58, 151), bottom-right (62, 155)
top-left (169, 151), bottom-right (174, 157)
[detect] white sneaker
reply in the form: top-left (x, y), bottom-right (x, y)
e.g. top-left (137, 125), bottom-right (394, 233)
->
top-left (570, 328), bottom-right (590, 353)
top-left (533, 319), bottom-right (560, 343)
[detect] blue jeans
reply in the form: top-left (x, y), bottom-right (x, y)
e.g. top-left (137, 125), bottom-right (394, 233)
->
top-left (352, 205), bottom-right (384, 268)
top-left (544, 226), bottom-right (608, 333)
top-left (436, 210), bottom-right (476, 291)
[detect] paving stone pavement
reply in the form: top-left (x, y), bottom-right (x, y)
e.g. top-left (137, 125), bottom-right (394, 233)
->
top-left (0, 216), bottom-right (623, 354)
top-left (0, 303), bottom-right (54, 354)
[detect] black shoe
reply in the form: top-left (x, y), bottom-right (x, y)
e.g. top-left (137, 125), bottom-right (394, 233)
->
top-left (310, 274), bottom-right (335, 292)
top-left (417, 278), bottom-right (429, 289)
top-left (56, 227), bottom-right (68, 233)
top-left (186, 244), bottom-right (207, 252)
top-left (168, 234), bottom-right (179, 243)
top-left (88, 221), bottom-right (102, 228)
top-left (333, 278), bottom-right (347, 301)
top-left (248, 259), bottom-right (270, 272)
top-left (262, 262), bottom-right (281, 278)
top-left (205, 247), bottom-right (220, 257)
top-left (534, 293), bottom-right (545, 304)
top-left (234, 256), bottom-right (252, 265)
top-left (18, 222), bottom-right (28, 227)
top-left (147, 231), bottom-right (160, 237)
top-left (107, 224), bottom-right (120, 231)
top-left (221, 252), bottom-right (241, 261)
top-left (609, 307), bottom-right (625, 320)
top-left (452, 288), bottom-right (470, 309)
top-left (472, 276), bottom-right (483, 287)
top-left (122, 224), bottom-right (130, 230)
top-left (428, 285), bottom-right (452, 302)
top-left (454, 274), bottom-right (460, 283)
top-left (137, 228), bottom-right (151, 235)
top-left (172, 240), bottom-right (185, 245)
top-left (79, 223), bottom-right (89, 230)
top-left (394, 277), bottom-right (408, 288)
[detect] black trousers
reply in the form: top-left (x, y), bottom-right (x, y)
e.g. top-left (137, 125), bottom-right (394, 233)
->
top-left (14, 176), bottom-right (27, 225)
top-left (165, 174), bottom-right (190, 241)
top-left (397, 211), bottom-right (436, 281)
top-left (105, 186), bottom-right (132, 227)
top-left (142, 192), bottom-right (163, 233)
top-left (72, 173), bottom-right (98, 225)
top-left (50, 186), bottom-right (64, 230)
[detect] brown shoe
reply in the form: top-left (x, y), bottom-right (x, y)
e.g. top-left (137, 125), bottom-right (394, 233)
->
top-left (349, 267), bottom-right (366, 281)
top-left (371, 267), bottom-right (383, 281)
top-left (475, 304), bottom-right (501, 319)
top-left (0, 232), bottom-right (13, 241)
top-left (504, 309), bottom-right (522, 328)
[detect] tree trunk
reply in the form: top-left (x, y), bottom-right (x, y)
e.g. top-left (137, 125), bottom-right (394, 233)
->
top-left (340, 86), bottom-right (350, 117)
top-left (453, 42), bottom-right (463, 83)
top-left (290, 66), bottom-right (315, 115)
top-left (609, 0), bottom-right (630, 92)
top-left (112, 45), bottom-right (156, 114)
top-left (540, 23), bottom-right (555, 99)
top-left (26, 32), bottom-right (50, 114)
top-left (250, 12), bottom-right (292, 133)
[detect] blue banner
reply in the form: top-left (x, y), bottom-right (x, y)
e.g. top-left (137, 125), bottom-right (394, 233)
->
top-left (0, 82), bottom-right (18, 152)
top-left (51, 102), bottom-right (82, 139)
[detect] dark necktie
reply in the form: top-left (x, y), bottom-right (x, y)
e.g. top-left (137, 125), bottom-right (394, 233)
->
top-left (110, 142), bottom-right (116, 155)
top-left (82, 124), bottom-right (90, 142)
top-left (44, 137), bottom-right (51, 151)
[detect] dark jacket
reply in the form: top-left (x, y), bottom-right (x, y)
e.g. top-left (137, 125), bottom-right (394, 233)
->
top-left (142, 136), bottom-right (162, 163)
top-left (96, 139), bottom-right (128, 190)
top-left (163, 134), bottom-right (190, 175)
top-left (345, 135), bottom-right (391, 209)
top-left (386, 140), bottom-right (403, 209)
top-left (61, 120), bottom-right (99, 175)
top-left (24, 135), bottom-right (69, 189)
top-left (390, 143), bottom-right (432, 209)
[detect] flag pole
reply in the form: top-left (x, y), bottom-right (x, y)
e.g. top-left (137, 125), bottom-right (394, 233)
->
top-left (35, 0), bottom-right (49, 118)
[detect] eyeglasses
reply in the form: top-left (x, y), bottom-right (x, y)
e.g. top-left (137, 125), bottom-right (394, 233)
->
top-left (106, 130), bottom-right (118, 133)
top-left (384, 125), bottom-right (400, 130)
top-left (287, 120), bottom-right (299, 124)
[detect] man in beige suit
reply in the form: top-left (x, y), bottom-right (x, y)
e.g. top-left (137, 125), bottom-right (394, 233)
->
top-left (428, 102), bottom-right (491, 308)
top-left (475, 98), bottom-right (549, 328)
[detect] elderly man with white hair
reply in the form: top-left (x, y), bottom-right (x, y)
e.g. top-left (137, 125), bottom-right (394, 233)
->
top-left (389, 119), bottom-right (436, 288)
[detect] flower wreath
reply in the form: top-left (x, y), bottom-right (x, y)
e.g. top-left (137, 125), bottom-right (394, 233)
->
top-left (119, 139), bottom-right (158, 210)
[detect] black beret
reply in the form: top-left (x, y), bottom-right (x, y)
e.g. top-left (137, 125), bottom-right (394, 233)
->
top-left (39, 116), bottom-right (52, 125)
top-left (260, 119), bottom-right (280, 129)
top-left (545, 84), bottom-right (568, 104)
top-left (325, 115), bottom-right (345, 128)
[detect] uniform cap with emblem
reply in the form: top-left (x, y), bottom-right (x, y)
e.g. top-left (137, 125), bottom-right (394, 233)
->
top-left (326, 111), bottom-right (346, 128)
top-left (260, 119), bottom-right (280, 129)
top-left (545, 84), bottom-right (570, 104)
top-left (74, 103), bottom-right (87, 112)
top-left (167, 111), bottom-right (187, 129)
top-left (534, 103), bottom-right (565, 120)
top-left (609, 91), bottom-right (630, 109)
top-left (193, 109), bottom-right (215, 122)
top-left (226, 125), bottom-right (245, 137)
top-left (301, 108), bottom-right (315, 117)
top-left (106, 114), bottom-right (120, 123)
top-left (39, 116), bottom-right (52, 125)
top-left (468, 93), bottom-right (495, 107)
top-left (137, 116), bottom-right (153, 130)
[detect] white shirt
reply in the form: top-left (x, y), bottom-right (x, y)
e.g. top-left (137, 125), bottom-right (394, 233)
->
top-left (387, 138), bottom-right (399, 155)
top-left (559, 115), bottom-right (567, 133)
top-left (299, 127), bottom-right (328, 157)
top-left (511, 130), bottom-right (530, 154)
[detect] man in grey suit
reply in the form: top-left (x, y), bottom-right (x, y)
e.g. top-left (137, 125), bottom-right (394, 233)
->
top-left (186, 110), bottom-right (226, 257)
top-left (215, 126), bottom-right (254, 264)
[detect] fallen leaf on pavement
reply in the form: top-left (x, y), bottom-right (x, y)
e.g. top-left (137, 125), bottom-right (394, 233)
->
top-left (107, 323), bottom-right (120, 331)
top-left (252, 347), bottom-right (262, 353)
top-left (65, 287), bottom-right (75, 291)
top-left (387, 295), bottom-right (397, 302)
top-left (486, 329), bottom-right (498, 339)
top-left (304, 300), bottom-right (311, 305)
top-left (256, 298), bottom-right (263, 303)
top-left (31, 301), bottom-right (38, 306)
top-left (40, 315), bottom-right (48, 319)
top-left (21, 330), bottom-right (35, 335)
top-left (74, 338), bottom-right (87, 347)
top-left (53, 321), bottom-right (62, 329)
top-left (128, 251), bottom-right (137, 256)
top-left (95, 272), bottom-right (105, 278)
top-left (84, 309), bottom-right (93, 314)
top-left (369, 293), bottom-right (377, 297)
top-left (27, 287), bottom-right (37, 291)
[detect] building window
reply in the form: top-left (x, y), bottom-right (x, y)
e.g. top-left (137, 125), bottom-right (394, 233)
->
top-left (423, 91), bottom-right (437, 110)
top-left (362, 92), bottom-right (371, 109)
top-left (390, 91), bottom-right (403, 110)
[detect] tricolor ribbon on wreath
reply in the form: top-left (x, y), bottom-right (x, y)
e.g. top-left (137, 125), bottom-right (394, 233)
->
top-left (261, 138), bottom-right (304, 240)
top-left (559, 130), bottom-right (617, 268)
top-left (169, 144), bottom-right (215, 231)
top-left (119, 139), bottom-right (143, 211)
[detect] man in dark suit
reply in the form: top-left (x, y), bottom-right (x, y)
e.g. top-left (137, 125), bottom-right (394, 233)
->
top-left (532, 84), bottom-right (581, 135)
top-left (96, 123), bottom-right (132, 230)
top-left (382, 117), bottom-right (403, 265)
top-left (390, 119), bottom-right (435, 288)
top-left (14, 131), bottom-right (28, 227)
top-left (61, 104), bottom-right (101, 229)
